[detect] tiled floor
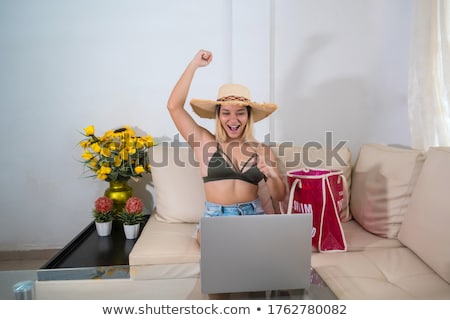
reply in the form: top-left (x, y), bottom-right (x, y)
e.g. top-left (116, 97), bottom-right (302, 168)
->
top-left (0, 249), bottom-right (59, 271)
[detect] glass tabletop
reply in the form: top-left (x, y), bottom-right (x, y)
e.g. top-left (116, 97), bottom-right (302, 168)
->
top-left (0, 266), bottom-right (336, 300)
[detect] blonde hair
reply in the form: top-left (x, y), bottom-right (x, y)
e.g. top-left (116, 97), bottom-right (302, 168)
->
top-left (215, 105), bottom-right (256, 143)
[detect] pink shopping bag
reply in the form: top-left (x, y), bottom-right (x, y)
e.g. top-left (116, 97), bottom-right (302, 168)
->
top-left (286, 168), bottom-right (348, 252)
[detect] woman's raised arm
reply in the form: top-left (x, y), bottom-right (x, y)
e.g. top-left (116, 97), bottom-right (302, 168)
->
top-left (167, 50), bottom-right (213, 147)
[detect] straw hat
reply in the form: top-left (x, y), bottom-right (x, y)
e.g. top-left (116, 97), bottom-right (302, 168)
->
top-left (190, 84), bottom-right (277, 122)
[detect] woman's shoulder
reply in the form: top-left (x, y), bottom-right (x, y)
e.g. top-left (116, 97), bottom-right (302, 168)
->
top-left (251, 142), bottom-right (279, 161)
top-left (249, 140), bottom-right (272, 152)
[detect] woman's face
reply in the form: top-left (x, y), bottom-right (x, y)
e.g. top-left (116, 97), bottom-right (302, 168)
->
top-left (218, 104), bottom-right (249, 140)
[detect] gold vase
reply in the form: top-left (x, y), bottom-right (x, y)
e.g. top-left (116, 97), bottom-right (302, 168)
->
top-left (104, 179), bottom-right (133, 214)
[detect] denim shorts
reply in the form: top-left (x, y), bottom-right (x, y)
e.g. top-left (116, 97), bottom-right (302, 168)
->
top-left (194, 199), bottom-right (264, 238)
top-left (203, 199), bottom-right (264, 217)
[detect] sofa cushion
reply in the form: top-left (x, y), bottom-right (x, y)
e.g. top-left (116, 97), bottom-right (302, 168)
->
top-left (342, 220), bottom-right (403, 252)
top-left (149, 145), bottom-right (205, 223)
top-left (129, 214), bottom-right (200, 265)
top-left (398, 147), bottom-right (450, 283)
top-left (311, 248), bottom-right (450, 299)
top-left (350, 144), bottom-right (425, 238)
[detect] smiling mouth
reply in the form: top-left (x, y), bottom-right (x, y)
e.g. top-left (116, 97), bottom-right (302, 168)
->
top-left (227, 125), bottom-right (241, 132)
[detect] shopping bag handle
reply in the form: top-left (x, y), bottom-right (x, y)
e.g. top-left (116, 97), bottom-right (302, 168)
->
top-left (339, 174), bottom-right (350, 222)
top-left (280, 170), bottom-right (350, 220)
top-left (280, 178), bottom-right (301, 214)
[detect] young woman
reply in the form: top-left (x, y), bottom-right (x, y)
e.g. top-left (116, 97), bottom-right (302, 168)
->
top-left (167, 50), bottom-right (286, 244)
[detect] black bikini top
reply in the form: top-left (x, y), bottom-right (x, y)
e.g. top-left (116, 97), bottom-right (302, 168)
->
top-left (202, 144), bottom-right (265, 185)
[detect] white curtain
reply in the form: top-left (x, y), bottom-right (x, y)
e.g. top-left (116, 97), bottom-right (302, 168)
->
top-left (409, 0), bottom-right (450, 150)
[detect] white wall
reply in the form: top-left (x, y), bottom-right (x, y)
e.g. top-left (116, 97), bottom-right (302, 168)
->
top-left (273, 0), bottom-right (413, 153)
top-left (0, 0), bottom-right (413, 251)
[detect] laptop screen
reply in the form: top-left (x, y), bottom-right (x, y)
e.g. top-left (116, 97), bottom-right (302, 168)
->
top-left (200, 213), bottom-right (312, 294)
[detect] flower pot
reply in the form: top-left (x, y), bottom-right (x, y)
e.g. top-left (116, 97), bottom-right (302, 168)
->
top-left (104, 180), bottom-right (133, 214)
top-left (95, 221), bottom-right (112, 237)
top-left (123, 223), bottom-right (140, 240)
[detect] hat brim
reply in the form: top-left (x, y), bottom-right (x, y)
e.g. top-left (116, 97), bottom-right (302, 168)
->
top-left (190, 99), bottom-right (277, 122)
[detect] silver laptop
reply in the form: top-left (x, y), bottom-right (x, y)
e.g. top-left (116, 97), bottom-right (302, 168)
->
top-left (200, 213), bottom-right (312, 294)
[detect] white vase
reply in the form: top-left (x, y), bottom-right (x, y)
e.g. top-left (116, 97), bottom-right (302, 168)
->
top-left (95, 221), bottom-right (112, 237)
top-left (123, 223), bottom-right (140, 239)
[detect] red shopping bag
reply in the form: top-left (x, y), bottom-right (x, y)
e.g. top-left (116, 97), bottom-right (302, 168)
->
top-left (286, 168), bottom-right (348, 252)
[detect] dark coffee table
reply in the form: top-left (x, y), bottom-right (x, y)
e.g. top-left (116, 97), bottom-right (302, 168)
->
top-left (42, 216), bottom-right (149, 269)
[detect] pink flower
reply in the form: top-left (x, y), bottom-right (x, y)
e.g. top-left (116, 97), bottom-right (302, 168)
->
top-left (125, 197), bottom-right (143, 214)
top-left (94, 196), bottom-right (113, 213)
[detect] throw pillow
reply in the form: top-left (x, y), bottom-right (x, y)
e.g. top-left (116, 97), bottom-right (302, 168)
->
top-left (398, 147), bottom-right (450, 283)
top-left (350, 144), bottom-right (425, 238)
top-left (150, 145), bottom-right (205, 223)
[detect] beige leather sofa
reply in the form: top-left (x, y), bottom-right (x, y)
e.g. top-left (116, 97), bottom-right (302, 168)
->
top-left (129, 143), bottom-right (450, 299)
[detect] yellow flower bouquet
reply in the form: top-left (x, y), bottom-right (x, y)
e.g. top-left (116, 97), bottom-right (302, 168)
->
top-left (79, 125), bottom-right (154, 182)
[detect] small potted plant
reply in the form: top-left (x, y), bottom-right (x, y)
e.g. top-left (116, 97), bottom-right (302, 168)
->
top-left (117, 197), bottom-right (145, 239)
top-left (93, 196), bottom-right (114, 236)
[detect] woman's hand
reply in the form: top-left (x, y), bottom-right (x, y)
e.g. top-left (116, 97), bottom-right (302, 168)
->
top-left (256, 145), bottom-right (287, 201)
top-left (256, 148), bottom-right (277, 179)
top-left (192, 50), bottom-right (213, 68)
